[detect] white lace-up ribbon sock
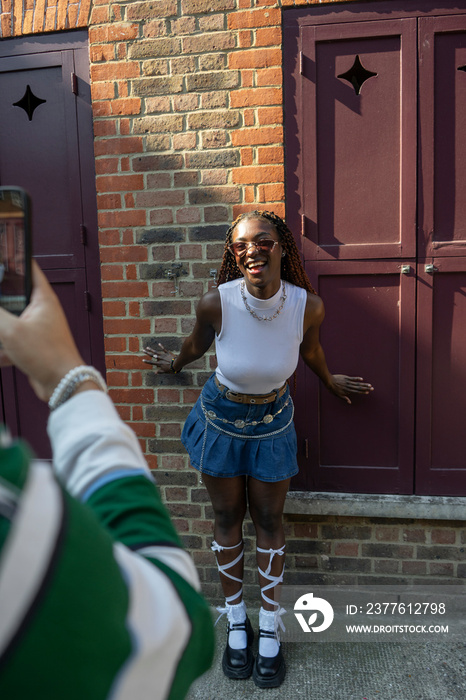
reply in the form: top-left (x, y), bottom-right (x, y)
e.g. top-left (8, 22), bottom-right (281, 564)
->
top-left (212, 540), bottom-right (247, 649)
top-left (257, 544), bottom-right (286, 657)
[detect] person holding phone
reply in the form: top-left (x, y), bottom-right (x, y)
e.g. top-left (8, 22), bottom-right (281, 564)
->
top-left (143, 210), bottom-right (373, 688)
top-left (0, 262), bottom-right (214, 699)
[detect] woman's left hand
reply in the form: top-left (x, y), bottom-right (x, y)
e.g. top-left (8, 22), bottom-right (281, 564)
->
top-left (327, 375), bottom-right (374, 405)
top-left (143, 343), bottom-right (176, 373)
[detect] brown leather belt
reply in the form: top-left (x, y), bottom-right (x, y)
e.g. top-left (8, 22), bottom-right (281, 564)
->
top-left (214, 375), bottom-right (287, 405)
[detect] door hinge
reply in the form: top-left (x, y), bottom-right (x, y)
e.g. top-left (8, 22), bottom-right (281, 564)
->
top-left (304, 439), bottom-right (309, 459)
top-left (84, 291), bottom-right (91, 312)
top-left (71, 72), bottom-right (78, 95)
top-left (300, 51), bottom-right (304, 76)
top-left (80, 224), bottom-right (87, 245)
top-left (301, 214), bottom-right (306, 236)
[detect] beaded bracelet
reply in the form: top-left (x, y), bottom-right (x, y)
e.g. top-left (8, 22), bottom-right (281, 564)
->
top-left (48, 366), bottom-right (108, 411)
top-left (170, 358), bottom-right (180, 374)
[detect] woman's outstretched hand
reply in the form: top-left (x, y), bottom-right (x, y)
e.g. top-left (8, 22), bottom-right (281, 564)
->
top-left (143, 343), bottom-right (177, 373)
top-left (327, 375), bottom-right (374, 405)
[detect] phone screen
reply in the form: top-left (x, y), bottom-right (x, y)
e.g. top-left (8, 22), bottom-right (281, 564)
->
top-left (0, 187), bottom-right (32, 315)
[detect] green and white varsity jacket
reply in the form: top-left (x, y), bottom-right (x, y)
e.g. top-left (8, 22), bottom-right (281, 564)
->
top-left (0, 390), bottom-right (214, 700)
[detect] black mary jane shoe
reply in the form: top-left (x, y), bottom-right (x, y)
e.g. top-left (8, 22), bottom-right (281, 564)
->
top-left (252, 630), bottom-right (286, 688)
top-left (222, 616), bottom-right (254, 680)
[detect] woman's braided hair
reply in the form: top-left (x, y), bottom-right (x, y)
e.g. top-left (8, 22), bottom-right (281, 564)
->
top-left (216, 210), bottom-right (316, 294)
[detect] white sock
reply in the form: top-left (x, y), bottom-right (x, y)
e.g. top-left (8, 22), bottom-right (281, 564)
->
top-left (259, 607), bottom-right (280, 657)
top-left (226, 601), bottom-right (247, 650)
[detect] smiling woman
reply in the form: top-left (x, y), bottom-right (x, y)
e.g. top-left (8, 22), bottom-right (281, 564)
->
top-left (142, 210), bottom-right (373, 688)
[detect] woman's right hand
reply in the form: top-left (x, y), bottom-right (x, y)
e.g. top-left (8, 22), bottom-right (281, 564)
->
top-left (143, 343), bottom-right (177, 373)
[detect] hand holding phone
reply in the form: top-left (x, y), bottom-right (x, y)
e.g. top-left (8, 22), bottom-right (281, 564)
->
top-left (0, 186), bottom-right (32, 315)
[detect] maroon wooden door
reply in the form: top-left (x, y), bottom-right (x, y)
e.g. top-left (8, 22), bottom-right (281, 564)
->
top-left (297, 19), bottom-right (417, 262)
top-left (416, 15), bottom-right (466, 495)
top-left (0, 33), bottom-right (105, 458)
top-left (416, 259), bottom-right (466, 495)
top-left (285, 4), bottom-right (466, 496)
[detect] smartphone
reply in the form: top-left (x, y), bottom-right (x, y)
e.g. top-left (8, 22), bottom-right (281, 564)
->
top-left (0, 186), bottom-right (32, 315)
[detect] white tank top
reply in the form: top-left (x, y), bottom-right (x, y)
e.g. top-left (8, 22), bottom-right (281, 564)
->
top-left (215, 278), bottom-right (307, 394)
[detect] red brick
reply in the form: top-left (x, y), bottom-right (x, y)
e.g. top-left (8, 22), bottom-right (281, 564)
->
top-left (128, 422), bottom-right (156, 438)
top-left (92, 101), bottom-right (112, 118)
top-left (429, 562), bottom-right (454, 576)
top-left (431, 529), bottom-right (456, 544)
top-left (291, 523), bottom-right (319, 538)
top-left (256, 67), bottom-right (283, 87)
top-left (232, 165), bottom-right (284, 185)
top-left (107, 354), bottom-right (146, 370)
top-left (402, 561), bottom-right (427, 575)
top-left (334, 542), bottom-right (359, 556)
top-left (159, 424), bottom-right (182, 438)
top-left (98, 210), bottom-right (147, 228)
top-left (154, 318), bottom-right (178, 333)
top-left (256, 26), bottom-right (282, 47)
top-left (94, 137), bottom-right (144, 156)
top-left (375, 526), bottom-right (401, 542)
top-left (91, 81), bottom-right (115, 100)
top-left (100, 264), bottom-right (124, 281)
top-left (93, 120), bottom-right (117, 137)
top-left (110, 98), bottom-right (141, 115)
top-left (257, 183), bottom-right (284, 202)
top-left (102, 281), bottom-right (149, 298)
top-left (105, 319), bottom-right (151, 335)
top-left (229, 48), bottom-right (281, 70)
top-left (108, 22), bottom-right (138, 41)
top-left (100, 246), bottom-right (148, 263)
top-left (228, 7), bottom-right (281, 29)
top-left (95, 159), bottom-right (120, 175)
top-left (97, 193), bottom-right (122, 209)
top-left (109, 388), bottom-right (155, 404)
top-left (96, 174), bottom-right (144, 192)
top-left (238, 29), bottom-right (252, 48)
top-left (90, 62), bottom-right (139, 83)
top-left (231, 126), bottom-right (283, 146)
top-left (128, 337), bottom-right (140, 353)
top-left (149, 209), bottom-right (174, 226)
top-left (231, 87), bottom-right (281, 108)
top-left (106, 371), bottom-right (129, 386)
top-left (115, 404), bottom-right (131, 421)
top-left (403, 528), bottom-right (426, 543)
top-left (257, 145), bottom-right (284, 164)
top-left (104, 337), bottom-right (127, 352)
top-left (258, 106), bottom-right (283, 126)
top-left (102, 300), bottom-right (126, 316)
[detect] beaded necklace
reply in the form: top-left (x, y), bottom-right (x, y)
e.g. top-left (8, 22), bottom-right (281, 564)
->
top-left (240, 280), bottom-right (287, 322)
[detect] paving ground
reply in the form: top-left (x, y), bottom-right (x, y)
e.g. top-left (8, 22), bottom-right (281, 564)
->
top-left (187, 610), bottom-right (466, 700)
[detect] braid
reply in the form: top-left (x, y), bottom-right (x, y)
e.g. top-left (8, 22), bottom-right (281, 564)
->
top-left (216, 210), bottom-right (316, 294)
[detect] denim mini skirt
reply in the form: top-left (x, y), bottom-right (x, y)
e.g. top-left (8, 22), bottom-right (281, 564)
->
top-left (181, 373), bottom-right (299, 482)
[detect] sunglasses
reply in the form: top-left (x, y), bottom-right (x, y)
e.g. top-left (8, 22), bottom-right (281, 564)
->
top-left (229, 239), bottom-right (279, 258)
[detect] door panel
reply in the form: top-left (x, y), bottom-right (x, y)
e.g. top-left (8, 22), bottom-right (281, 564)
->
top-left (416, 258), bottom-right (466, 495)
top-left (292, 261), bottom-right (416, 493)
top-left (298, 19), bottom-right (417, 261)
top-left (1, 269), bottom-right (91, 459)
top-left (0, 52), bottom-right (84, 269)
top-left (418, 16), bottom-right (466, 257)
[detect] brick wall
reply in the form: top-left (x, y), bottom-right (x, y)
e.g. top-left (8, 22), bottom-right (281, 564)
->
top-left (2, 0), bottom-right (465, 599)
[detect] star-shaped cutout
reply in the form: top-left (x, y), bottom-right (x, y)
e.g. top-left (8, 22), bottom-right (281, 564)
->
top-left (338, 55), bottom-right (378, 96)
top-left (13, 85), bottom-right (46, 121)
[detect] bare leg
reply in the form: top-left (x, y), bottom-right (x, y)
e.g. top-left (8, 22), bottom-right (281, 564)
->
top-left (202, 473), bottom-right (247, 603)
top-left (248, 476), bottom-right (290, 611)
